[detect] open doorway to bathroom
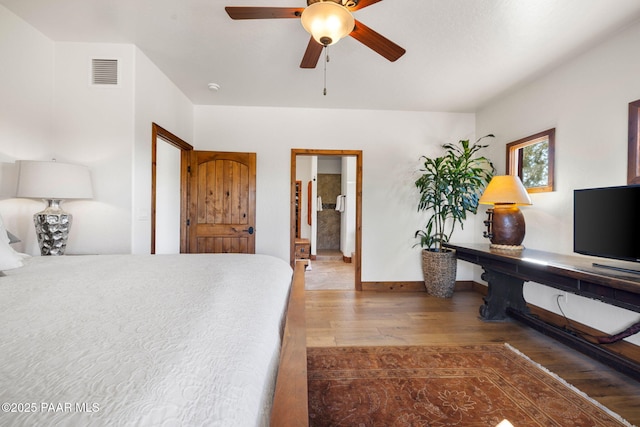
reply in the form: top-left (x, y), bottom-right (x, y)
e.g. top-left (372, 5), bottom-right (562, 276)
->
top-left (290, 149), bottom-right (362, 291)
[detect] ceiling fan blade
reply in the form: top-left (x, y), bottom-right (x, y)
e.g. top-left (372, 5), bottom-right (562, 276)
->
top-left (349, 19), bottom-right (406, 62)
top-left (348, 0), bottom-right (383, 11)
top-left (300, 37), bottom-right (324, 69)
top-left (225, 7), bottom-right (304, 20)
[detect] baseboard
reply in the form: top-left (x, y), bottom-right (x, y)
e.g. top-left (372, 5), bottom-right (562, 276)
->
top-left (471, 281), bottom-right (488, 295)
top-left (361, 281), bottom-right (425, 291)
top-left (360, 280), bottom-right (477, 292)
top-left (454, 280), bottom-right (475, 291)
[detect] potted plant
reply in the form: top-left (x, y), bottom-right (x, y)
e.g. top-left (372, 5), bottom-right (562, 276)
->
top-left (414, 135), bottom-right (495, 297)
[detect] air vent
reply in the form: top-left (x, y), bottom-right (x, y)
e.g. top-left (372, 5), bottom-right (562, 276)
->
top-left (91, 59), bottom-right (118, 85)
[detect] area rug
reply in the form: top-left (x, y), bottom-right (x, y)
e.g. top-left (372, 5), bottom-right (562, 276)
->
top-left (307, 344), bottom-right (632, 427)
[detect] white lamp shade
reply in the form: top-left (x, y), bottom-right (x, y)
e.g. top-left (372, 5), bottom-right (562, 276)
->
top-left (301, 1), bottom-right (354, 46)
top-left (16, 160), bottom-right (93, 200)
top-left (479, 175), bottom-right (532, 206)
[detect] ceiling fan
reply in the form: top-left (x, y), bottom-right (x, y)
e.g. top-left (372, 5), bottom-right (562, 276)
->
top-left (225, 0), bottom-right (406, 69)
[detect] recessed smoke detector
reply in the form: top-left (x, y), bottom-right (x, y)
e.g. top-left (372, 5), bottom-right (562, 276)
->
top-left (208, 83), bottom-right (220, 91)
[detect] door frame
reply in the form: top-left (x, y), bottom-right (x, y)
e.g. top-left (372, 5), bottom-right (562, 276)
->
top-left (290, 149), bottom-right (363, 291)
top-left (151, 123), bottom-right (193, 253)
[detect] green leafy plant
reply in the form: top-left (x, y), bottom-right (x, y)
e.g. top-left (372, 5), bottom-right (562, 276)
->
top-left (414, 135), bottom-right (495, 251)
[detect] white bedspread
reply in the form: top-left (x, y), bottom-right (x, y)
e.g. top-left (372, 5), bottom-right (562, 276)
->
top-left (0, 253), bottom-right (293, 427)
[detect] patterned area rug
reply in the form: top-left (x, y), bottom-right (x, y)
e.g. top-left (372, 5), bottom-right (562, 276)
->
top-left (307, 344), bottom-right (631, 426)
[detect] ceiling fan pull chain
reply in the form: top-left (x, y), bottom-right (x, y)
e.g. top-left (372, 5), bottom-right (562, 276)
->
top-left (323, 46), bottom-right (329, 96)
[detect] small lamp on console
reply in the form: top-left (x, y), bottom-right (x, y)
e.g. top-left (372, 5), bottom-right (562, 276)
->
top-left (16, 160), bottom-right (93, 256)
top-left (479, 175), bottom-right (532, 250)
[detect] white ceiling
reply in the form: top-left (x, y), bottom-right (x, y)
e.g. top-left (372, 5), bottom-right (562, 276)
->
top-left (3, 0), bottom-right (640, 112)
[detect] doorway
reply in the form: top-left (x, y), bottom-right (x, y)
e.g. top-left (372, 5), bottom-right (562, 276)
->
top-left (151, 123), bottom-right (192, 254)
top-left (290, 149), bottom-right (363, 291)
top-left (152, 123), bottom-right (257, 255)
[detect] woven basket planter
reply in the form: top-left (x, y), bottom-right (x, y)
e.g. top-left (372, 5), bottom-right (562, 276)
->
top-left (421, 248), bottom-right (457, 298)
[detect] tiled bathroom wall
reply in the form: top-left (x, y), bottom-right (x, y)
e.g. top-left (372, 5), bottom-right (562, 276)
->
top-left (317, 173), bottom-right (341, 250)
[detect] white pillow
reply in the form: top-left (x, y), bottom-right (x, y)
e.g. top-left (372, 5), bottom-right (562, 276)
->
top-left (0, 213), bottom-right (23, 271)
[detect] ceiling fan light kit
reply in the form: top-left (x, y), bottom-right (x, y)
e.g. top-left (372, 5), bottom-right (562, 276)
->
top-left (225, 0), bottom-right (405, 69)
top-left (301, 1), bottom-right (354, 46)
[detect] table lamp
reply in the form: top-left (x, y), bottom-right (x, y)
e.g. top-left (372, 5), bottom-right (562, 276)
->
top-left (16, 160), bottom-right (93, 255)
top-left (479, 175), bottom-right (532, 249)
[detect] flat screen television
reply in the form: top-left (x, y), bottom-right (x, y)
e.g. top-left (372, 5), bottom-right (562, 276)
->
top-left (574, 185), bottom-right (640, 274)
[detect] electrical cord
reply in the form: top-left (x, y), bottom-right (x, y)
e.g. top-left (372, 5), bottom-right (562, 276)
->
top-left (555, 294), bottom-right (602, 343)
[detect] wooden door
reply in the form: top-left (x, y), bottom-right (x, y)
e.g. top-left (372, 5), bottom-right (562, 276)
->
top-left (187, 151), bottom-right (256, 253)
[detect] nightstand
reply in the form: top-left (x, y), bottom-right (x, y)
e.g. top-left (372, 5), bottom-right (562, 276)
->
top-left (294, 238), bottom-right (310, 260)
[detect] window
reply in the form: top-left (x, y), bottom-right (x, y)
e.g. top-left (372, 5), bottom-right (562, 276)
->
top-left (628, 99), bottom-right (640, 184)
top-left (506, 128), bottom-right (555, 193)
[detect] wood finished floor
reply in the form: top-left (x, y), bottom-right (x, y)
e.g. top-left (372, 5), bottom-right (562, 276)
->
top-left (304, 255), bottom-right (355, 291)
top-left (305, 289), bottom-right (640, 425)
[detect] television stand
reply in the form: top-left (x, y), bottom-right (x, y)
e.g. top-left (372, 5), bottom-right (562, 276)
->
top-left (443, 243), bottom-right (640, 380)
top-left (592, 262), bottom-right (640, 276)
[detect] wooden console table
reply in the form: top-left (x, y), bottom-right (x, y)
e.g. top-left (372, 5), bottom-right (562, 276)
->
top-left (443, 243), bottom-right (640, 379)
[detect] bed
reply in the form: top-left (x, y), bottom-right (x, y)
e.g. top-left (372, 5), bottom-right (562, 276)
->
top-left (0, 227), bottom-right (309, 426)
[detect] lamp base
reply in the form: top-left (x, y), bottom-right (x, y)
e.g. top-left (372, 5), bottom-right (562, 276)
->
top-left (34, 199), bottom-right (72, 256)
top-left (490, 243), bottom-right (524, 251)
top-left (483, 204), bottom-right (526, 247)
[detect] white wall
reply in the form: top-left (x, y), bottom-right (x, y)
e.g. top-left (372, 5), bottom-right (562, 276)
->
top-left (476, 20), bottom-right (640, 344)
top-left (0, 5), bottom-right (54, 245)
top-left (194, 106), bottom-right (475, 281)
top-left (295, 155), bottom-right (313, 241)
top-left (0, 7), bottom-right (135, 255)
top-left (132, 49), bottom-right (194, 254)
top-left (1, 40), bottom-right (136, 255)
top-left (52, 42), bottom-right (135, 255)
top-left (155, 141), bottom-right (181, 253)
top-left (310, 156), bottom-right (318, 255)
top-left (341, 156), bottom-right (356, 259)
top-left (0, 5), bottom-right (193, 255)
top-left (0, 5), bottom-right (53, 160)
